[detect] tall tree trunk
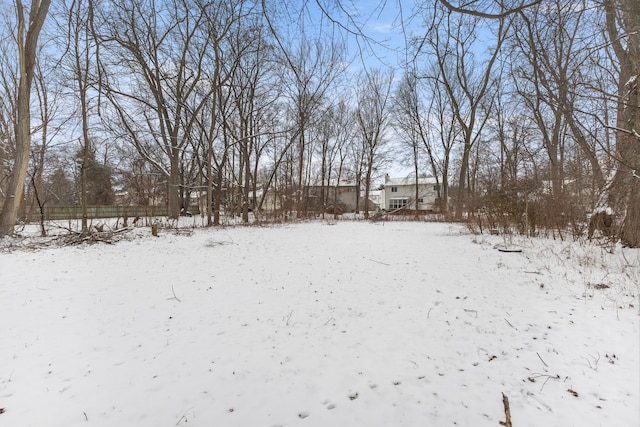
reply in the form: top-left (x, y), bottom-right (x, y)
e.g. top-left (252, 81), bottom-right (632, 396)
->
top-left (0, 0), bottom-right (51, 237)
top-left (320, 141), bottom-right (327, 218)
top-left (168, 150), bottom-right (181, 219)
top-left (78, 55), bottom-right (91, 232)
top-left (604, 0), bottom-right (640, 247)
top-left (206, 137), bottom-right (214, 226)
top-left (213, 159), bottom-right (226, 226)
top-left (364, 159), bottom-right (373, 220)
top-left (455, 140), bottom-right (472, 219)
top-left (297, 110), bottom-right (305, 217)
top-left (413, 143), bottom-right (420, 218)
top-left (242, 139), bottom-right (251, 223)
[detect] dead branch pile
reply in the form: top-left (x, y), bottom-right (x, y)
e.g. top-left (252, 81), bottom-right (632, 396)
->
top-left (52, 227), bottom-right (134, 246)
top-left (0, 227), bottom-right (135, 252)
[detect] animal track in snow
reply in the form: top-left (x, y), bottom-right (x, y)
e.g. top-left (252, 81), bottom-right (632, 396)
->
top-left (321, 399), bottom-right (336, 410)
top-left (324, 401), bottom-right (336, 410)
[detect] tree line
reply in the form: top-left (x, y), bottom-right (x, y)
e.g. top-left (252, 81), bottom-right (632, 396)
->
top-left (0, 0), bottom-right (638, 247)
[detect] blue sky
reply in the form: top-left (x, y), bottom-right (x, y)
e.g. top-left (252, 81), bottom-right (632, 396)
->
top-left (291, 1), bottom-right (431, 179)
top-left (301, 0), bottom-right (423, 74)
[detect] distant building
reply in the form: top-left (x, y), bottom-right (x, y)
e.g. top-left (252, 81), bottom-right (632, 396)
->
top-left (307, 179), bottom-right (379, 213)
top-left (381, 175), bottom-right (442, 212)
top-left (369, 189), bottom-right (382, 208)
top-left (256, 179), bottom-right (377, 214)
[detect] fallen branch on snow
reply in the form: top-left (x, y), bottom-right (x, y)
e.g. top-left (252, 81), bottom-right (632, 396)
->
top-left (167, 285), bottom-right (182, 303)
top-left (537, 352), bottom-right (549, 367)
top-left (504, 318), bottom-right (516, 329)
top-left (497, 248), bottom-right (523, 253)
top-left (499, 392), bottom-right (512, 427)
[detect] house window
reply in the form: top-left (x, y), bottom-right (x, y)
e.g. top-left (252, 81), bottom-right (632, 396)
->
top-left (389, 198), bottom-right (408, 209)
top-left (433, 184), bottom-right (440, 191)
top-left (391, 186), bottom-right (398, 192)
top-left (418, 198), bottom-right (424, 203)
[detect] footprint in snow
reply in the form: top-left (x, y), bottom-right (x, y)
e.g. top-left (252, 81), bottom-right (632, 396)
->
top-left (322, 400), bottom-right (336, 410)
top-left (298, 411), bottom-right (309, 419)
top-left (348, 392), bottom-right (359, 400)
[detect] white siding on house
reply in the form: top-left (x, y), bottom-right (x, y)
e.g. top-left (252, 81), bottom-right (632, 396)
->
top-left (381, 175), bottom-right (441, 211)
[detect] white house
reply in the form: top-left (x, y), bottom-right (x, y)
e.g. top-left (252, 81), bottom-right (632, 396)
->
top-left (381, 175), bottom-right (442, 212)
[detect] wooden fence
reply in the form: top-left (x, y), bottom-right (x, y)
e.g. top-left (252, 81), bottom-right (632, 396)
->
top-left (41, 205), bottom-right (169, 220)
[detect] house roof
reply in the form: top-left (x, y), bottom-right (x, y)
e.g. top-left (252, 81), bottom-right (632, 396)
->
top-left (307, 177), bottom-right (359, 188)
top-left (385, 176), bottom-right (439, 186)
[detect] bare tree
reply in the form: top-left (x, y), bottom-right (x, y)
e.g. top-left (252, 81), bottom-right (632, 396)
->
top-left (0, 0), bottom-right (51, 237)
top-left (26, 55), bottom-right (62, 236)
top-left (227, 16), bottom-right (276, 223)
top-left (263, 1), bottom-right (346, 217)
top-left (434, 0), bottom-right (638, 244)
top-left (98, 0), bottom-right (215, 220)
top-left (511, 0), bottom-right (606, 201)
top-left (356, 68), bottom-right (394, 219)
top-left (418, 3), bottom-right (509, 219)
top-left (603, 0), bottom-right (640, 247)
top-left (51, 0), bottom-right (101, 232)
top-left (490, 77), bottom-right (536, 193)
top-left (193, 0), bottom-right (253, 225)
top-left (0, 13), bottom-right (19, 213)
top-left (393, 71), bottom-right (444, 216)
top-left (312, 100), bottom-right (353, 217)
top-left (400, 59), bottom-right (467, 216)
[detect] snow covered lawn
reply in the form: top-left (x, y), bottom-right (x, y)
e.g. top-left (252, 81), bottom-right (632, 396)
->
top-left (1, 221), bottom-right (638, 426)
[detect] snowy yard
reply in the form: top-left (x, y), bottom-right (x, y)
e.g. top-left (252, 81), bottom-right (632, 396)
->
top-left (0, 221), bottom-right (638, 427)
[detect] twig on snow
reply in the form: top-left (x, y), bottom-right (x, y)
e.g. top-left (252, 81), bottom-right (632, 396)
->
top-left (530, 373), bottom-right (560, 391)
top-left (167, 285), bottom-right (182, 303)
top-left (504, 318), bottom-right (516, 329)
top-left (537, 352), bottom-right (549, 367)
top-left (464, 308), bottom-right (478, 318)
top-left (368, 258), bottom-right (390, 266)
top-left (583, 352), bottom-right (600, 371)
top-left (284, 311), bottom-right (294, 326)
top-left (176, 407), bottom-right (194, 425)
top-left (499, 392), bottom-right (512, 427)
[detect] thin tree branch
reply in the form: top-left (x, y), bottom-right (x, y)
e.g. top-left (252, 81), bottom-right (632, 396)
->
top-left (439, 0), bottom-right (541, 19)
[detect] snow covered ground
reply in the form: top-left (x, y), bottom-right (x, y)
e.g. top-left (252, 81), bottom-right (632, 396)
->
top-left (1, 221), bottom-right (638, 427)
